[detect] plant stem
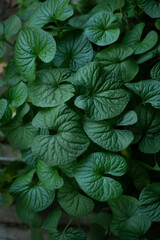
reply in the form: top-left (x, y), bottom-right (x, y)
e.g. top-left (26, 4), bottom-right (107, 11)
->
top-left (119, 0), bottom-right (122, 13)
top-left (63, 217), bottom-right (74, 233)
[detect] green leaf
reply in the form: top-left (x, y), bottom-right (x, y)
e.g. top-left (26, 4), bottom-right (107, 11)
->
top-left (42, 208), bottom-right (62, 233)
top-left (28, 69), bottom-right (75, 107)
top-left (37, 160), bottom-right (64, 190)
top-left (59, 161), bottom-right (77, 178)
top-left (53, 33), bottom-right (93, 71)
top-left (136, 43), bottom-right (160, 64)
top-left (85, 11), bottom-right (120, 46)
top-left (0, 99), bottom-right (8, 119)
top-left (0, 41), bottom-right (6, 58)
top-left (83, 112), bottom-right (135, 152)
top-left (139, 182), bottom-right (160, 222)
top-left (15, 28), bottom-right (56, 81)
top-left (27, 0), bottom-right (73, 28)
top-left (134, 105), bottom-right (160, 154)
top-left (155, 19), bottom-right (160, 30)
top-left (17, 206), bottom-right (42, 227)
top-left (91, 212), bottom-right (112, 231)
top-left (49, 228), bottom-right (87, 240)
top-left (89, 0), bottom-right (125, 14)
top-left (68, 14), bottom-right (90, 28)
top-left (126, 80), bottom-right (160, 108)
top-left (0, 193), bottom-right (2, 207)
top-left (151, 61), bottom-right (160, 81)
top-left (108, 195), bottom-right (151, 236)
top-left (57, 176), bottom-right (94, 217)
top-left (95, 44), bottom-right (139, 82)
top-left (2, 122), bottom-right (39, 150)
top-left (9, 169), bottom-right (55, 212)
top-left (140, 0), bottom-right (160, 18)
top-left (74, 62), bottom-right (130, 120)
top-left (22, 149), bottom-right (37, 167)
top-left (4, 82), bottom-right (28, 108)
top-left (122, 23), bottom-right (158, 54)
top-left (0, 15), bottom-right (21, 40)
top-left (74, 152), bottom-right (127, 201)
top-left (32, 104), bottom-right (90, 166)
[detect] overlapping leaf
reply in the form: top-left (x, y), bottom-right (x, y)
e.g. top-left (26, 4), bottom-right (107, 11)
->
top-left (74, 62), bottom-right (130, 120)
top-left (15, 28), bottom-right (56, 81)
top-left (74, 152), bottom-right (127, 201)
top-left (138, 0), bottom-right (160, 18)
top-left (32, 104), bottom-right (90, 166)
top-left (95, 44), bottom-right (139, 82)
top-left (151, 61), bottom-right (160, 81)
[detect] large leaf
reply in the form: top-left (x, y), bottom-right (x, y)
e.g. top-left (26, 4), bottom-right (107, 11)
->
top-left (0, 99), bottom-right (7, 119)
top-left (74, 152), bottom-right (127, 201)
top-left (0, 15), bottom-right (21, 40)
top-left (138, 0), bottom-right (160, 18)
top-left (27, 0), bottom-right (73, 28)
top-left (134, 105), bottom-right (160, 154)
top-left (95, 44), bottom-right (139, 82)
top-left (150, 61), bottom-right (160, 81)
top-left (126, 80), bottom-right (160, 108)
top-left (53, 33), bottom-right (93, 71)
top-left (32, 104), bottom-right (90, 166)
top-left (15, 28), bottom-right (56, 81)
top-left (122, 23), bottom-right (158, 54)
top-left (109, 195), bottom-right (151, 236)
top-left (85, 11), bottom-right (120, 46)
top-left (139, 182), bottom-right (160, 222)
top-left (57, 176), bottom-right (94, 217)
top-left (4, 82), bottom-right (28, 108)
top-left (74, 62), bottom-right (130, 120)
top-left (83, 111), bottom-right (135, 152)
top-left (9, 169), bottom-right (55, 212)
top-left (37, 160), bottom-right (64, 190)
top-left (28, 69), bottom-right (74, 107)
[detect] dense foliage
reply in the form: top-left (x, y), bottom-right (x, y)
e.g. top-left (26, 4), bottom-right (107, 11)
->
top-left (0, 0), bottom-right (160, 239)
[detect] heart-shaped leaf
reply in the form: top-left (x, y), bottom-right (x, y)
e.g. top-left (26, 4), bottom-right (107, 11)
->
top-left (95, 44), bottom-right (139, 82)
top-left (53, 33), bottom-right (93, 71)
top-left (28, 69), bottom-right (74, 107)
top-left (139, 182), bottom-right (160, 222)
top-left (74, 62), bottom-right (130, 120)
top-left (122, 23), bottom-right (158, 54)
top-left (32, 104), bottom-right (90, 166)
top-left (138, 0), bottom-right (160, 18)
top-left (27, 0), bottom-right (73, 28)
top-left (15, 28), bottom-right (56, 81)
top-left (85, 11), bottom-right (120, 46)
top-left (57, 176), bottom-right (94, 217)
top-left (9, 169), bottom-right (55, 212)
top-left (74, 152), bottom-right (127, 201)
top-left (37, 160), bottom-right (64, 190)
top-left (83, 111), bottom-right (135, 152)
top-left (126, 80), bottom-right (160, 108)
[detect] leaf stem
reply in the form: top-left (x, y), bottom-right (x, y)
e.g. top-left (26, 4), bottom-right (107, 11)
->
top-left (63, 217), bottom-right (74, 233)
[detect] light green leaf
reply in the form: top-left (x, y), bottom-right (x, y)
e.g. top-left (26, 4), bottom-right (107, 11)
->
top-left (28, 69), bottom-right (74, 107)
top-left (83, 114), bottom-right (134, 152)
top-left (0, 41), bottom-right (6, 58)
top-left (134, 105), bottom-right (160, 154)
top-left (85, 11), bottom-right (120, 46)
top-left (2, 122), bottom-right (39, 150)
top-left (0, 193), bottom-right (2, 207)
top-left (0, 99), bottom-right (8, 119)
top-left (9, 169), bottom-right (55, 212)
top-left (122, 23), bottom-right (158, 54)
top-left (49, 228), bottom-right (87, 240)
top-left (74, 62), bottom-right (130, 120)
top-left (37, 160), bottom-right (64, 190)
top-left (109, 195), bottom-right (151, 236)
top-left (0, 15), bottom-right (21, 40)
top-left (27, 0), bottom-right (73, 28)
top-left (42, 208), bottom-right (62, 233)
top-left (151, 61), bottom-right (160, 81)
top-left (95, 44), bottom-right (139, 82)
top-left (126, 80), bottom-right (160, 108)
top-left (22, 149), bottom-right (37, 167)
top-left (53, 33), bottom-right (93, 71)
top-left (74, 152), bottom-right (127, 201)
top-left (15, 28), bottom-right (56, 81)
top-left (4, 82), bottom-right (28, 108)
top-left (139, 182), bottom-right (160, 222)
top-left (32, 104), bottom-right (90, 166)
top-left (57, 176), bottom-right (94, 217)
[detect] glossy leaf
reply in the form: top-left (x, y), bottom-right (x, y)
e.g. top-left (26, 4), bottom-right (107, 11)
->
top-left (15, 28), bottom-right (56, 81)
top-left (95, 44), bottom-right (139, 82)
top-left (9, 169), bottom-right (55, 212)
top-left (74, 152), bottom-right (127, 201)
top-left (74, 62), bottom-right (130, 120)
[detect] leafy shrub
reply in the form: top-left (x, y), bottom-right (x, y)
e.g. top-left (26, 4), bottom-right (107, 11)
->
top-left (0, 0), bottom-right (160, 239)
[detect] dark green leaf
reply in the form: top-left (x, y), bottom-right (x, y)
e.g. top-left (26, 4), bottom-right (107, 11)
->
top-left (0, 41), bottom-right (6, 58)
top-left (151, 61), bottom-right (160, 81)
top-left (0, 99), bottom-right (8, 119)
top-left (42, 208), bottom-right (62, 233)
